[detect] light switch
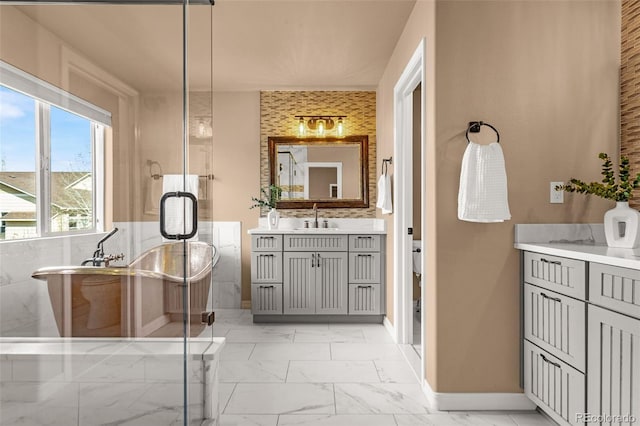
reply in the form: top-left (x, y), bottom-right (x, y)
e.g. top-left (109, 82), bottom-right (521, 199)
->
top-left (550, 181), bottom-right (564, 204)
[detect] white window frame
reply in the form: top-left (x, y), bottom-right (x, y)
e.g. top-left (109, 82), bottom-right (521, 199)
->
top-left (1, 61), bottom-right (109, 238)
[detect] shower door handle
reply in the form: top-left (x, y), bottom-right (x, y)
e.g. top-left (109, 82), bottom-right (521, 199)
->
top-left (160, 191), bottom-right (198, 240)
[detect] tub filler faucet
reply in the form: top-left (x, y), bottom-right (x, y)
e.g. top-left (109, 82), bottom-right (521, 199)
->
top-left (81, 227), bottom-right (124, 267)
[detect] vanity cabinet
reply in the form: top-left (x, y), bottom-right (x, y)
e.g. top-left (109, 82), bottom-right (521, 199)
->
top-left (251, 233), bottom-right (384, 321)
top-left (520, 251), bottom-right (640, 426)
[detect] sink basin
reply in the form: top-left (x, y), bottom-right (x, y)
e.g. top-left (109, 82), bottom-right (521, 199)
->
top-left (294, 227), bottom-right (340, 231)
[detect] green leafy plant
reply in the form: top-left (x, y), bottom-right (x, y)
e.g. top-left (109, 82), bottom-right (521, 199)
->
top-left (250, 185), bottom-right (282, 209)
top-left (556, 153), bottom-right (640, 202)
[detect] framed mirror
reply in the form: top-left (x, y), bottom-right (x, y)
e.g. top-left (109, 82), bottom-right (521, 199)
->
top-left (268, 136), bottom-right (369, 209)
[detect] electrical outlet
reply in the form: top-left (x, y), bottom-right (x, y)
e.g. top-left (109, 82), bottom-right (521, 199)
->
top-left (550, 181), bottom-right (564, 204)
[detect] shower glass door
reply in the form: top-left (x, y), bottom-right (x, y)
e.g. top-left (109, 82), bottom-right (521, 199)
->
top-left (0, 1), bottom-right (216, 424)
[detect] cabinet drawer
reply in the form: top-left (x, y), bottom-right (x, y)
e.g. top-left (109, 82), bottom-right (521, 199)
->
top-left (284, 235), bottom-right (348, 252)
top-left (524, 341), bottom-right (585, 426)
top-left (251, 252), bottom-right (283, 283)
top-left (589, 262), bottom-right (640, 320)
top-left (524, 284), bottom-right (585, 371)
top-left (587, 305), bottom-right (640, 426)
top-left (348, 284), bottom-right (381, 315)
top-left (252, 235), bottom-right (283, 252)
top-left (524, 252), bottom-right (585, 299)
top-left (349, 235), bottom-right (381, 252)
top-left (349, 253), bottom-right (381, 284)
top-left (251, 284), bottom-right (283, 314)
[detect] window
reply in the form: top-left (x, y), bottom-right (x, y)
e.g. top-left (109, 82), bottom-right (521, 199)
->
top-left (0, 61), bottom-right (110, 240)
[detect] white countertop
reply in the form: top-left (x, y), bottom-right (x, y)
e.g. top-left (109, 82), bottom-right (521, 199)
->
top-left (515, 242), bottom-right (640, 270)
top-left (248, 217), bottom-right (387, 235)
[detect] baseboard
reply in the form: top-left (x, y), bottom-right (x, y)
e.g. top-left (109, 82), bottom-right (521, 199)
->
top-left (383, 316), bottom-right (397, 343)
top-left (241, 300), bottom-right (251, 309)
top-left (421, 379), bottom-right (536, 411)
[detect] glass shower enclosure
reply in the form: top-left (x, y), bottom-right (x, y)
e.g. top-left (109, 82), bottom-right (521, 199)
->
top-left (0, 1), bottom-right (219, 424)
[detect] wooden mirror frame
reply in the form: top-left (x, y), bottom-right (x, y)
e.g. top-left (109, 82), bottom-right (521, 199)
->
top-left (268, 135), bottom-right (369, 209)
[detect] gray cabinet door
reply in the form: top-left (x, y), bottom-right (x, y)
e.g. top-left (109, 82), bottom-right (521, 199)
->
top-left (283, 252), bottom-right (316, 314)
top-left (348, 252), bottom-right (381, 284)
top-left (523, 251), bottom-right (586, 300)
top-left (587, 305), bottom-right (640, 426)
top-left (348, 284), bottom-right (381, 315)
top-left (524, 341), bottom-right (585, 426)
top-left (315, 252), bottom-right (348, 314)
top-left (251, 252), bottom-right (283, 283)
top-left (251, 284), bottom-right (283, 315)
top-left (284, 235), bottom-right (348, 252)
top-left (590, 262), bottom-right (640, 320)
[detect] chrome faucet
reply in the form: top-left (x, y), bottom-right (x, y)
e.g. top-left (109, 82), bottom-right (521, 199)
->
top-left (313, 203), bottom-right (319, 228)
top-left (81, 227), bottom-right (124, 266)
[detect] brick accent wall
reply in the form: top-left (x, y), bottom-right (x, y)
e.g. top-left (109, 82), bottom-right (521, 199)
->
top-left (260, 91), bottom-right (377, 218)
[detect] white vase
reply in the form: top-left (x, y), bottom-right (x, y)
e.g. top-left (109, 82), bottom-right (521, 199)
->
top-left (267, 208), bottom-right (280, 230)
top-left (604, 201), bottom-right (640, 248)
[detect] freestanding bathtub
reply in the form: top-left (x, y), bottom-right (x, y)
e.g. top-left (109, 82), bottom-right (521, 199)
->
top-left (32, 241), bottom-right (219, 338)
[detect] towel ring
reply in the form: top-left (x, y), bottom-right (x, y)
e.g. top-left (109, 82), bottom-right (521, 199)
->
top-left (382, 157), bottom-right (392, 176)
top-left (466, 121), bottom-right (500, 144)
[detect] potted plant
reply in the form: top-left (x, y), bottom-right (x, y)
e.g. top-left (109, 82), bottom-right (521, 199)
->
top-left (557, 153), bottom-right (640, 248)
top-left (251, 185), bottom-right (282, 230)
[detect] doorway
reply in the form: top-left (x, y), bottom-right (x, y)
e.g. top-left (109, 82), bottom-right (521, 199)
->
top-left (393, 39), bottom-right (426, 380)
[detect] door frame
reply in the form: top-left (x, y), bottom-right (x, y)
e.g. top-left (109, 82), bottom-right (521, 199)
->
top-left (393, 39), bottom-right (426, 374)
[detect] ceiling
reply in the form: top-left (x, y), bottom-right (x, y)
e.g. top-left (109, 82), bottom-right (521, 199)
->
top-left (16, 0), bottom-right (416, 92)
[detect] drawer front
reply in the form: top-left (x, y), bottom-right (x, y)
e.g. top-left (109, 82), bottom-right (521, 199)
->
top-left (587, 305), bottom-right (640, 426)
top-left (251, 252), bottom-right (283, 283)
top-left (348, 284), bottom-right (381, 315)
top-left (524, 341), bottom-right (585, 426)
top-left (252, 235), bottom-right (283, 252)
top-left (251, 284), bottom-right (283, 314)
top-left (284, 235), bottom-right (348, 252)
top-left (524, 252), bottom-right (586, 299)
top-left (589, 262), bottom-right (640, 320)
top-left (524, 284), bottom-right (586, 371)
top-left (348, 253), bottom-right (381, 284)
top-left (348, 235), bottom-right (381, 252)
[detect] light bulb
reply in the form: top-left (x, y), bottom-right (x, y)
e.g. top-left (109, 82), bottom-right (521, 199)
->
top-left (318, 120), bottom-right (325, 136)
top-left (337, 118), bottom-right (344, 136)
top-left (298, 118), bottom-right (305, 136)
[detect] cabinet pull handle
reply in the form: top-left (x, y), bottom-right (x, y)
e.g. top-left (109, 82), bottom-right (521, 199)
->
top-left (357, 254), bottom-right (373, 257)
top-left (540, 292), bottom-right (562, 303)
top-left (311, 253), bottom-right (315, 268)
top-left (357, 285), bottom-right (373, 289)
top-left (540, 258), bottom-right (561, 265)
top-left (540, 353), bottom-right (561, 369)
top-left (260, 285), bottom-right (275, 289)
top-left (261, 254), bottom-right (275, 257)
top-left (316, 253), bottom-right (321, 267)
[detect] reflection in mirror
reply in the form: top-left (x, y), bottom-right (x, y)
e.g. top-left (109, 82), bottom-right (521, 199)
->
top-left (269, 136), bottom-right (369, 209)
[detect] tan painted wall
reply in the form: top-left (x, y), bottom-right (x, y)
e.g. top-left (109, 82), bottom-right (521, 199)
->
top-left (378, 0), bottom-right (620, 393)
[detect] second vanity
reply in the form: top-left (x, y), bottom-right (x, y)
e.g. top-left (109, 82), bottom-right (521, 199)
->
top-left (248, 219), bottom-right (386, 323)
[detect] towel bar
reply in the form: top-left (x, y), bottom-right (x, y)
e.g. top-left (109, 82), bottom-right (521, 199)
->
top-left (382, 157), bottom-right (393, 175)
top-left (466, 121), bottom-right (500, 144)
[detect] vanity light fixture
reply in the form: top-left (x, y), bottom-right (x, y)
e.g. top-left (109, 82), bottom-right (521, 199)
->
top-left (295, 115), bottom-right (346, 137)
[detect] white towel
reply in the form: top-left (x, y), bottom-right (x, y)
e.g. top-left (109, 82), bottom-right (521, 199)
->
top-left (144, 177), bottom-right (163, 215)
top-left (162, 174), bottom-right (199, 241)
top-left (376, 173), bottom-right (393, 214)
top-left (458, 142), bottom-right (511, 223)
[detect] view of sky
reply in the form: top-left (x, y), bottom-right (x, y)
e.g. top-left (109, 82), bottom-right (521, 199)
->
top-left (0, 85), bottom-right (91, 172)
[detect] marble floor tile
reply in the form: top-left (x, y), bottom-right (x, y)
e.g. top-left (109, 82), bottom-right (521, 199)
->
top-left (294, 328), bottom-right (365, 343)
top-left (225, 329), bottom-right (294, 343)
top-left (249, 343), bottom-right (331, 361)
top-left (334, 383), bottom-right (431, 414)
top-left (374, 360), bottom-right (419, 383)
top-left (394, 413), bottom-right (519, 425)
top-left (361, 327), bottom-right (396, 343)
top-left (510, 412), bottom-right (555, 425)
top-left (0, 403), bottom-right (79, 426)
top-left (220, 360), bottom-right (289, 383)
top-left (277, 414), bottom-right (398, 425)
top-left (220, 343), bottom-right (256, 360)
top-left (224, 383), bottom-right (335, 415)
top-left (287, 360), bottom-right (380, 383)
top-left (330, 343), bottom-right (404, 361)
top-left (219, 414), bottom-right (279, 426)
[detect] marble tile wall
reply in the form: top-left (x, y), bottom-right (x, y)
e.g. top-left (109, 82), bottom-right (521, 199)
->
top-left (0, 221), bottom-right (242, 337)
top-left (0, 338), bottom-right (223, 425)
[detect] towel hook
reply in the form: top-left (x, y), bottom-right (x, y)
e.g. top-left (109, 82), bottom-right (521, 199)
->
top-left (382, 157), bottom-right (393, 176)
top-left (466, 121), bottom-right (500, 144)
